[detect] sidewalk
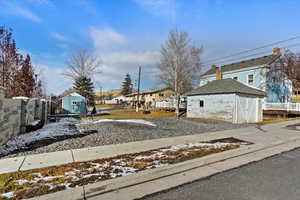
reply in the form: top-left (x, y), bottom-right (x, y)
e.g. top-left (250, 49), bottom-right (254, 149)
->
top-left (1, 119), bottom-right (300, 199)
top-left (0, 126), bottom-right (261, 174)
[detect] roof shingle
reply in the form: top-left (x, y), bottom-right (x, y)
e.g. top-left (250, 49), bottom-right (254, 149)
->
top-left (186, 78), bottom-right (266, 96)
top-left (202, 54), bottom-right (279, 77)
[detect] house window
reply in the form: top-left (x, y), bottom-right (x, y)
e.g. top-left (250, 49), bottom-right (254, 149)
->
top-left (159, 93), bottom-right (164, 97)
top-left (199, 100), bottom-right (204, 107)
top-left (233, 77), bottom-right (238, 80)
top-left (248, 74), bottom-right (254, 85)
top-left (150, 94), bottom-right (153, 96)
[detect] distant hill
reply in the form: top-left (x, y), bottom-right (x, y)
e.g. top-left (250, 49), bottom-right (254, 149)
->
top-left (94, 89), bottom-right (122, 97)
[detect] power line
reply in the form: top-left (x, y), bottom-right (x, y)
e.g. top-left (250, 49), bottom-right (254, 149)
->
top-left (202, 35), bottom-right (300, 65)
top-left (202, 42), bottom-right (300, 67)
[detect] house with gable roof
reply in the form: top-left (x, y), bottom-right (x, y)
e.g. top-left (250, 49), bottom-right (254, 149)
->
top-left (200, 48), bottom-right (293, 103)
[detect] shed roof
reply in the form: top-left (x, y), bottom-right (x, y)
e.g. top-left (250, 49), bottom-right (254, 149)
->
top-left (63, 92), bottom-right (85, 99)
top-left (186, 79), bottom-right (266, 97)
top-left (202, 54), bottom-right (279, 77)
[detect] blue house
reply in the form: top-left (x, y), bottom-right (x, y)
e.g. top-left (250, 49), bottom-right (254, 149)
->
top-left (62, 92), bottom-right (87, 114)
top-left (200, 49), bottom-right (293, 103)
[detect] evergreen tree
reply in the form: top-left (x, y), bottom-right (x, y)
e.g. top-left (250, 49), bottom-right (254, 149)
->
top-left (73, 76), bottom-right (95, 105)
top-left (121, 73), bottom-right (132, 95)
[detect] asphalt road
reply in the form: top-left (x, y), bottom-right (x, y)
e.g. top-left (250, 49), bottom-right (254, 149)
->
top-left (141, 147), bottom-right (300, 200)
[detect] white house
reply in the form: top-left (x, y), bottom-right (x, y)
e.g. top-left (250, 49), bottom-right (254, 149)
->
top-left (186, 78), bottom-right (266, 123)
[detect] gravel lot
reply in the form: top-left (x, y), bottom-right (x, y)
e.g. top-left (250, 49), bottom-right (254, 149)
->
top-left (1, 118), bottom-right (251, 159)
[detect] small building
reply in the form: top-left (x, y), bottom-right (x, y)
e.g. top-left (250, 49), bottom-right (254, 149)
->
top-left (126, 88), bottom-right (175, 108)
top-left (186, 78), bottom-right (266, 123)
top-left (62, 92), bottom-right (87, 114)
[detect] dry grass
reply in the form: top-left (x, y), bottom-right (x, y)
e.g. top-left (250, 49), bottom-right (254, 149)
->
top-left (84, 108), bottom-right (176, 120)
top-left (257, 117), bottom-right (299, 125)
top-left (292, 97), bottom-right (300, 103)
top-left (0, 138), bottom-right (245, 199)
top-left (94, 104), bottom-right (116, 108)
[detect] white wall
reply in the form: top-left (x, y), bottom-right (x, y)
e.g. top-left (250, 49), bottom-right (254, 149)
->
top-left (187, 94), bottom-right (235, 120)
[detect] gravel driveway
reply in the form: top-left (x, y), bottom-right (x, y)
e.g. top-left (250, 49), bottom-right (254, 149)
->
top-left (1, 118), bottom-right (251, 159)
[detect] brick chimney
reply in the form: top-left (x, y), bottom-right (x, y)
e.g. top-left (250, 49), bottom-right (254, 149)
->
top-left (273, 48), bottom-right (281, 56)
top-left (212, 65), bottom-right (222, 80)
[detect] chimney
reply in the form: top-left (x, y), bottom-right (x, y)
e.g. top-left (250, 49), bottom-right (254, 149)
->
top-left (273, 48), bottom-right (281, 56)
top-left (214, 65), bottom-right (222, 80)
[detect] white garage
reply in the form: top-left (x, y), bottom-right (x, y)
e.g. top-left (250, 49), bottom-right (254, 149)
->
top-left (186, 79), bottom-right (265, 123)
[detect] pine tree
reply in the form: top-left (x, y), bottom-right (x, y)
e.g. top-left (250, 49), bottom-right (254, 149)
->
top-left (73, 76), bottom-right (95, 105)
top-left (121, 73), bottom-right (132, 95)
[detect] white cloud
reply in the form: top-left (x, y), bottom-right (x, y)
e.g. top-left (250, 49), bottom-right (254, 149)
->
top-left (89, 27), bottom-right (127, 50)
top-left (133, 0), bottom-right (176, 17)
top-left (0, 1), bottom-right (42, 23)
top-left (88, 27), bottom-right (159, 89)
top-left (92, 50), bottom-right (160, 90)
top-left (35, 64), bottom-right (73, 95)
top-left (50, 32), bottom-right (70, 42)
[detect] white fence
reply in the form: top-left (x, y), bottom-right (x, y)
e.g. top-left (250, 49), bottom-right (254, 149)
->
top-left (155, 101), bottom-right (186, 109)
top-left (263, 102), bottom-right (300, 111)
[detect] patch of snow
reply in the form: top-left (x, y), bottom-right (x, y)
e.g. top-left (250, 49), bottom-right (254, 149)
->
top-left (32, 172), bottom-right (42, 177)
top-left (0, 118), bottom-right (81, 156)
top-left (2, 191), bottom-right (15, 198)
top-left (34, 175), bottom-right (64, 181)
top-left (80, 119), bottom-right (156, 127)
top-left (28, 120), bottom-right (40, 126)
top-left (15, 179), bottom-right (30, 185)
top-left (135, 151), bottom-right (166, 160)
top-left (59, 182), bottom-right (73, 189)
top-left (82, 172), bottom-right (104, 179)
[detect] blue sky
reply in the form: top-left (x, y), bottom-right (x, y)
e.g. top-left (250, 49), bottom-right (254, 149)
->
top-left (1, 0), bottom-right (300, 95)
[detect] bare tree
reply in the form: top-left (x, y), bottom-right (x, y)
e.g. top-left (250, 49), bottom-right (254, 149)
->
top-left (157, 30), bottom-right (202, 117)
top-left (63, 48), bottom-right (101, 80)
top-left (0, 26), bottom-right (22, 97)
top-left (264, 50), bottom-right (300, 102)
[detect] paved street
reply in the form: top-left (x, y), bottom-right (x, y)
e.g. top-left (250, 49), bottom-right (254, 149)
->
top-left (142, 147), bottom-right (300, 200)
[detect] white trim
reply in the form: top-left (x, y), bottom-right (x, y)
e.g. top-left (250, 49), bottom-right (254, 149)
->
top-left (201, 64), bottom-right (266, 79)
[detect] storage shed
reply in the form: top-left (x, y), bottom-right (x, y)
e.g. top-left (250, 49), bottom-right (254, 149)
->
top-left (62, 92), bottom-right (87, 114)
top-left (186, 79), bottom-right (266, 123)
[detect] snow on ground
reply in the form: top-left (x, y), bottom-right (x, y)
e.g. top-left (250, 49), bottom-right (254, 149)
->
top-left (28, 120), bottom-right (41, 126)
top-left (0, 118), bottom-right (81, 157)
top-left (80, 119), bottom-right (156, 127)
top-left (2, 192), bottom-right (15, 199)
top-left (1, 141), bottom-right (241, 199)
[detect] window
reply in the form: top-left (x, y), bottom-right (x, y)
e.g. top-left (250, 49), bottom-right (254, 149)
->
top-left (159, 93), bottom-right (164, 97)
top-left (150, 94), bottom-right (153, 96)
top-left (199, 100), bottom-right (204, 107)
top-left (233, 77), bottom-right (238, 80)
top-left (248, 74), bottom-right (254, 85)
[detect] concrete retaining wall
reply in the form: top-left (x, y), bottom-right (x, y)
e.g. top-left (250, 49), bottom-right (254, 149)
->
top-left (0, 87), bottom-right (50, 145)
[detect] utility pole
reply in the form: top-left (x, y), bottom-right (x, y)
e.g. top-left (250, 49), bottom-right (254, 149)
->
top-left (136, 66), bottom-right (141, 112)
top-left (100, 86), bottom-right (103, 104)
